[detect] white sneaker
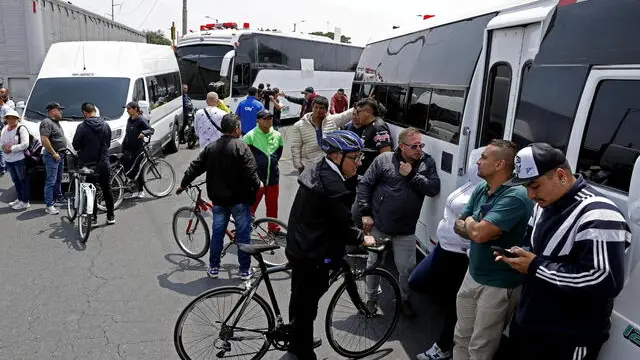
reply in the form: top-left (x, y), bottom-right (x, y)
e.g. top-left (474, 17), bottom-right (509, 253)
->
top-left (137, 191), bottom-right (146, 199)
top-left (124, 191), bottom-right (138, 199)
top-left (12, 201), bottom-right (30, 210)
top-left (416, 343), bottom-right (452, 360)
top-left (8, 199), bottom-right (20, 207)
top-left (45, 206), bottom-right (59, 215)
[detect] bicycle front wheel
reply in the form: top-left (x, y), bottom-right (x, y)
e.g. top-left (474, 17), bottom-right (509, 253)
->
top-left (174, 286), bottom-right (275, 360)
top-left (96, 172), bottom-right (124, 212)
top-left (77, 192), bottom-right (91, 244)
top-left (250, 217), bottom-right (288, 267)
top-left (66, 177), bottom-right (77, 222)
top-left (172, 207), bottom-right (210, 259)
top-left (142, 158), bottom-right (176, 198)
top-left (325, 267), bottom-right (401, 358)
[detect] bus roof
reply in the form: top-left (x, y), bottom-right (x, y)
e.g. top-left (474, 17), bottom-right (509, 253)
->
top-left (177, 28), bottom-right (364, 49)
top-left (367, 0), bottom-right (542, 45)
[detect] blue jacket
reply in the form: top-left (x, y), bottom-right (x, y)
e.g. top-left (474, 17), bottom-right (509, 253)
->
top-left (517, 176), bottom-right (630, 344)
top-left (235, 96), bottom-right (264, 134)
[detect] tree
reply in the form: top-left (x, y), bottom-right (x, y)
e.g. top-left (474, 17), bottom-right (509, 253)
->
top-left (144, 30), bottom-right (172, 46)
top-left (309, 31), bottom-right (351, 44)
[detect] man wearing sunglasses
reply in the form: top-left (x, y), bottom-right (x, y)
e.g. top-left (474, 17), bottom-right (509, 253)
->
top-left (356, 127), bottom-right (441, 318)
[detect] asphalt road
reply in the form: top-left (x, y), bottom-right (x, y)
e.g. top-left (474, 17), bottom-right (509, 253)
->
top-left (0, 126), bottom-right (443, 360)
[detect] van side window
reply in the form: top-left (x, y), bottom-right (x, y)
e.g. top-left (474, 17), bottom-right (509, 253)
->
top-left (477, 63), bottom-right (511, 147)
top-left (577, 80), bottom-right (640, 193)
top-left (425, 88), bottom-right (464, 145)
top-left (407, 87), bottom-right (431, 131)
top-left (133, 78), bottom-right (146, 101)
top-left (145, 71), bottom-right (181, 110)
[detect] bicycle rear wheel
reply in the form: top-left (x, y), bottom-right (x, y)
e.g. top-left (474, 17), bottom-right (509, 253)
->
top-left (172, 207), bottom-right (210, 259)
top-left (325, 267), bottom-right (401, 358)
top-left (250, 217), bottom-right (288, 267)
top-left (174, 286), bottom-right (275, 360)
top-left (96, 172), bottom-right (124, 212)
top-left (142, 158), bottom-right (175, 198)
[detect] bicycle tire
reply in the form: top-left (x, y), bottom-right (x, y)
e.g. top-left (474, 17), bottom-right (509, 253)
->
top-left (250, 217), bottom-right (288, 267)
top-left (66, 177), bottom-right (77, 222)
top-left (142, 158), bottom-right (176, 198)
top-left (96, 172), bottom-right (124, 212)
top-left (172, 207), bottom-right (210, 259)
top-left (325, 267), bottom-right (401, 358)
top-left (77, 191), bottom-right (91, 244)
top-left (174, 286), bottom-right (275, 360)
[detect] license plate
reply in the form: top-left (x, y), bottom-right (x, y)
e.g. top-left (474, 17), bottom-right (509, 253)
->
top-left (61, 173), bottom-right (70, 183)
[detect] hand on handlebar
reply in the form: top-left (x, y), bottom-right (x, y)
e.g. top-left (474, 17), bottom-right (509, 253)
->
top-left (361, 235), bottom-right (376, 247)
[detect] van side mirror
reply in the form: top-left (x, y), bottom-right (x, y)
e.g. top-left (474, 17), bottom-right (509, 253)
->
top-left (138, 100), bottom-right (151, 116)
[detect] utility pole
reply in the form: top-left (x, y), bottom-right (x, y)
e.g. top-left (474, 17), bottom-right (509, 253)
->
top-left (182, 0), bottom-right (188, 37)
top-left (110, 0), bottom-right (121, 21)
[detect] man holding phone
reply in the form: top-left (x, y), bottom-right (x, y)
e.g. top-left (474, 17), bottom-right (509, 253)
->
top-left (452, 140), bottom-right (533, 360)
top-left (496, 143), bottom-right (630, 360)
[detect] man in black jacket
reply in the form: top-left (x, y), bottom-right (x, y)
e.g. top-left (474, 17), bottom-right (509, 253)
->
top-left (122, 101), bottom-right (155, 199)
top-left (281, 86), bottom-right (317, 118)
top-left (357, 126), bottom-right (441, 317)
top-left (286, 130), bottom-right (376, 360)
top-left (72, 102), bottom-right (115, 225)
top-left (177, 114), bottom-right (261, 280)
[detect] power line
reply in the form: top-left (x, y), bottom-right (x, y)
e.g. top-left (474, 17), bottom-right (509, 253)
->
top-left (136, 0), bottom-right (161, 29)
top-left (121, 0), bottom-right (146, 15)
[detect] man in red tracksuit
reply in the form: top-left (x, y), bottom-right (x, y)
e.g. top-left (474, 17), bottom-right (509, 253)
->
top-left (330, 88), bottom-right (348, 114)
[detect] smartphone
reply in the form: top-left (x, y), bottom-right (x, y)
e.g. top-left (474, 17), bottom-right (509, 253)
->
top-left (490, 246), bottom-right (518, 258)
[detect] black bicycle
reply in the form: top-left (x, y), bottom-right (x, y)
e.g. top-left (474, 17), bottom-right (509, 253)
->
top-left (174, 239), bottom-right (401, 359)
top-left (96, 136), bottom-right (175, 211)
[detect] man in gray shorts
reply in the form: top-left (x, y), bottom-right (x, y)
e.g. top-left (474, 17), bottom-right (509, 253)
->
top-left (40, 102), bottom-right (67, 215)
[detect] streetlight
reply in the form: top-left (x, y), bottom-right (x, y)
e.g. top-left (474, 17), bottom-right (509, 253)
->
top-left (293, 20), bottom-right (305, 32)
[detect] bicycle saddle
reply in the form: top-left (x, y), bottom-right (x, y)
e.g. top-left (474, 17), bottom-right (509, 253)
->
top-left (79, 167), bottom-right (95, 176)
top-left (238, 243), bottom-right (280, 255)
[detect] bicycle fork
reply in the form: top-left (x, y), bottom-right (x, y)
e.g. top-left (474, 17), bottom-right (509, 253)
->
top-left (342, 264), bottom-right (378, 317)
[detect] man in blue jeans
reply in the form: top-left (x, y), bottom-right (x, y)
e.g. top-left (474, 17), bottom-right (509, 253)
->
top-left (40, 102), bottom-right (68, 215)
top-left (177, 114), bottom-right (261, 280)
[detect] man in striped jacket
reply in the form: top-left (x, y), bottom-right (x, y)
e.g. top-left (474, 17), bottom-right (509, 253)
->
top-left (498, 143), bottom-right (631, 360)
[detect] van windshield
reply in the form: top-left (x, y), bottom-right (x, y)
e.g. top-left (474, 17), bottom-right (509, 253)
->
top-left (176, 44), bottom-right (234, 100)
top-left (24, 77), bottom-right (130, 122)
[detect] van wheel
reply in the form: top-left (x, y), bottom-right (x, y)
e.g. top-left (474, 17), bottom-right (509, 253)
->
top-left (166, 122), bottom-right (180, 154)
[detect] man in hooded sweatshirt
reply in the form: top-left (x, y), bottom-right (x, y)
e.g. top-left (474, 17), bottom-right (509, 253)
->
top-left (72, 102), bottom-right (115, 225)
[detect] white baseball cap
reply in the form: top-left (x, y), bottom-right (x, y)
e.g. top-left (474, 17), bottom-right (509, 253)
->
top-left (505, 143), bottom-right (567, 186)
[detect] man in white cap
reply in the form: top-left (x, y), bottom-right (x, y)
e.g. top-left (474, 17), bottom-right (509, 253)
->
top-left (497, 143), bottom-right (631, 360)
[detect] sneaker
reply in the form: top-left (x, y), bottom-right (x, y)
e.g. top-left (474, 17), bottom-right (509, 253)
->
top-left (137, 191), bottom-right (146, 199)
top-left (92, 217), bottom-right (98, 225)
top-left (416, 343), bottom-right (452, 360)
top-left (12, 201), bottom-right (30, 210)
top-left (207, 267), bottom-right (219, 278)
top-left (45, 206), bottom-right (59, 215)
top-left (313, 337), bottom-right (322, 349)
top-left (124, 191), bottom-right (138, 199)
top-left (8, 199), bottom-right (20, 207)
top-left (365, 300), bottom-right (379, 314)
top-left (240, 269), bottom-right (254, 281)
top-left (106, 216), bottom-right (116, 225)
top-left (402, 300), bottom-right (417, 318)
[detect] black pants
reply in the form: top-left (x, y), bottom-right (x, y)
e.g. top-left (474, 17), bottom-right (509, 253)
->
top-left (288, 256), bottom-right (331, 360)
top-left (509, 319), bottom-right (604, 360)
top-left (408, 244), bottom-right (469, 351)
top-left (123, 152), bottom-right (144, 192)
top-left (91, 169), bottom-right (114, 218)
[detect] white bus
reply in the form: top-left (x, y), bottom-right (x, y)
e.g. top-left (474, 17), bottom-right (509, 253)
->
top-left (176, 23), bottom-right (363, 120)
top-left (351, 0), bottom-right (640, 358)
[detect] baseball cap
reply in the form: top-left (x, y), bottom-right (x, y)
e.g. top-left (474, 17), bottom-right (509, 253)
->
top-left (125, 101), bottom-right (140, 109)
top-left (46, 102), bottom-right (64, 111)
top-left (504, 143), bottom-right (567, 186)
top-left (301, 86), bottom-right (314, 94)
top-left (256, 109), bottom-right (274, 119)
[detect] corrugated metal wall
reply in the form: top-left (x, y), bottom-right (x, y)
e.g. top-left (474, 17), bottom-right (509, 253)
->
top-left (0, 0), bottom-right (146, 101)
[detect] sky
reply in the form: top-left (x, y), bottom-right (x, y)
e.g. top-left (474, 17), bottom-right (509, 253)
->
top-left (67, 0), bottom-right (526, 45)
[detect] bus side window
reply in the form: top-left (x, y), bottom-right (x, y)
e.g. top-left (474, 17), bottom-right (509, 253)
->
top-left (577, 80), bottom-right (640, 193)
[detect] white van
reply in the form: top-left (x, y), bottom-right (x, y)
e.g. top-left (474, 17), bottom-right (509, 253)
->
top-left (19, 41), bottom-right (184, 182)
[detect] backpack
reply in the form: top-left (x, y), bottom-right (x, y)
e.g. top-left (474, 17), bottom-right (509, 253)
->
top-left (17, 125), bottom-right (43, 166)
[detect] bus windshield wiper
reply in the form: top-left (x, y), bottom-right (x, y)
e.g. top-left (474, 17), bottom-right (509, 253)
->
top-left (61, 115), bottom-right (85, 120)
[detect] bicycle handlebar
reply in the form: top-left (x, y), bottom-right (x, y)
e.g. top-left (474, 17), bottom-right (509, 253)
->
top-left (364, 237), bottom-right (391, 254)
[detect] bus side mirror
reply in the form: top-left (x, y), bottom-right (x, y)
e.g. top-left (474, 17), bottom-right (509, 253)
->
top-left (220, 50), bottom-right (235, 77)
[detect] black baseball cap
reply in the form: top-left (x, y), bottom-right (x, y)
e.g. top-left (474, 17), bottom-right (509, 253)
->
top-left (504, 143), bottom-right (567, 186)
top-left (46, 102), bottom-right (64, 111)
top-left (301, 86), bottom-right (314, 94)
top-left (125, 101), bottom-right (140, 109)
top-left (256, 109), bottom-right (274, 119)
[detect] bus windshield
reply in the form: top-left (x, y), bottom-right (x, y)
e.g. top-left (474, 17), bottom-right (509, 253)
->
top-left (176, 44), bottom-right (234, 100)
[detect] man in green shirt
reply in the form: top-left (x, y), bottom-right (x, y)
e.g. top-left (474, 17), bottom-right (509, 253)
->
top-left (452, 139), bottom-right (532, 360)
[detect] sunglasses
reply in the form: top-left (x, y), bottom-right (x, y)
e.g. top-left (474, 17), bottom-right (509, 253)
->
top-left (402, 142), bottom-right (425, 150)
top-left (344, 153), bottom-right (364, 163)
